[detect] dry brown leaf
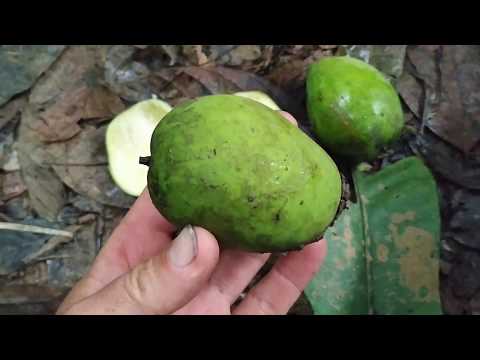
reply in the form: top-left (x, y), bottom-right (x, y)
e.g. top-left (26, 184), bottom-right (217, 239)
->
top-left (17, 149), bottom-right (67, 221)
top-left (104, 45), bottom-right (154, 102)
top-left (0, 45), bottom-right (66, 107)
top-left (408, 45), bottom-right (480, 154)
top-left (153, 65), bottom-right (306, 122)
top-left (46, 125), bottom-right (134, 208)
top-left (194, 45), bottom-right (209, 65)
top-left (29, 85), bottom-right (125, 143)
top-left (2, 149), bottom-right (19, 172)
top-left (0, 95), bottom-right (27, 130)
top-left (7, 262), bottom-right (50, 285)
top-left (209, 45), bottom-right (273, 73)
top-left (16, 106), bottom-right (67, 221)
top-left (396, 70), bottom-right (424, 118)
top-left (160, 45), bottom-right (181, 66)
top-left (0, 284), bottom-right (66, 304)
top-left (22, 224), bottom-right (81, 264)
top-left (228, 45), bottom-right (262, 66)
top-left (212, 66), bottom-right (305, 119)
top-left (266, 59), bottom-right (307, 89)
top-left (29, 46), bottom-right (100, 106)
top-left (46, 221), bottom-right (98, 287)
top-left (182, 66), bottom-right (240, 94)
top-left (151, 68), bottom-right (207, 99)
top-left (1, 171), bottom-right (27, 201)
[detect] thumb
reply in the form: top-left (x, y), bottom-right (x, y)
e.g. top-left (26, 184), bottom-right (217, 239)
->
top-left (63, 225), bottom-right (220, 315)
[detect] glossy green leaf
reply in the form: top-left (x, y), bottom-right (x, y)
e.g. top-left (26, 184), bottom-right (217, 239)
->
top-left (305, 156), bottom-right (442, 314)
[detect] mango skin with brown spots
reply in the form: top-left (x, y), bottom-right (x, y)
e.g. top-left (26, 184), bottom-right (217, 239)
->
top-left (147, 95), bottom-right (342, 252)
top-left (307, 56), bottom-right (404, 162)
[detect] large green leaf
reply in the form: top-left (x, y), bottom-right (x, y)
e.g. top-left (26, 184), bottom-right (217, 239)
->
top-left (305, 156), bottom-right (442, 314)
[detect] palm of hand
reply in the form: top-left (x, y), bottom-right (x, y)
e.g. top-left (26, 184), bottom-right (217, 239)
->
top-left (57, 112), bottom-right (326, 315)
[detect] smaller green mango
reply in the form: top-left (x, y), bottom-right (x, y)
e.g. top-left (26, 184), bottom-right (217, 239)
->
top-left (146, 95), bottom-right (342, 252)
top-left (306, 56), bottom-right (404, 161)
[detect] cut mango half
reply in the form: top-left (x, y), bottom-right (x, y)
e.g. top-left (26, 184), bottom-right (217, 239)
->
top-left (106, 98), bottom-right (172, 197)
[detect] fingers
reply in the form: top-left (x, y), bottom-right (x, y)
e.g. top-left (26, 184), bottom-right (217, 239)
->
top-left (279, 111), bottom-right (298, 126)
top-left (59, 226), bottom-right (220, 315)
top-left (59, 190), bottom-right (176, 311)
top-left (91, 192), bottom-right (174, 281)
top-left (175, 250), bottom-right (270, 314)
top-left (233, 240), bottom-right (327, 315)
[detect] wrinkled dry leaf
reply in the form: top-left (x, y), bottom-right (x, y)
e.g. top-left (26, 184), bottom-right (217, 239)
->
top-left (7, 261), bottom-right (50, 285)
top-left (411, 130), bottom-right (480, 190)
top-left (449, 190), bottom-right (480, 250)
top-left (151, 68), bottom-right (208, 100)
top-left (266, 59), bottom-right (307, 90)
top-left (16, 106), bottom-right (67, 221)
top-left (22, 224), bottom-right (81, 264)
top-left (2, 195), bottom-right (31, 221)
top-left (157, 65), bottom-right (307, 124)
top-left (46, 125), bottom-right (135, 208)
top-left (57, 203), bottom-right (88, 226)
top-left (0, 95), bottom-right (27, 130)
top-left (204, 45), bottom-right (237, 63)
top-left (26, 46), bottom-right (125, 143)
top-left (344, 45), bottom-right (407, 79)
top-left (214, 66), bottom-right (306, 120)
top-left (450, 251), bottom-right (480, 299)
top-left (104, 45), bottom-right (154, 102)
top-left (1, 172), bottom-right (27, 201)
top-left (0, 45), bottom-right (66, 106)
top-left (29, 46), bottom-right (101, 105)
top-left (70, 194), bottom-right (103, 213)
top-left (0, 221), bottom-right (95, 314)
top-left (2, 150), bottom-right (20, 172)
top-left (160, 45), bottom-right (181, 66)
top-left (182, 45), bottom-right (208, 66)
top-left (182, 45), bottom-right (269, 71)
top-left (46, 222), bottom-right (97, 288)
top-left (0, 130), bottom-right (15, 171)
top-left (0, 218), bottom-right (65, 275)
top-left (30, 85), bottom-right (124, 143)
top-left (227, 45), bottom-right (262, 66)
top-left (408, 45), bottom-right (480, 154)
top-left (0, 284), bottom-right (65, 314)
top-left (182, 66), bottom-right (239, 94)
top-left (17, 150), bottom-right (67, 221)
top-left (396, 69), bottom-right (424, 118)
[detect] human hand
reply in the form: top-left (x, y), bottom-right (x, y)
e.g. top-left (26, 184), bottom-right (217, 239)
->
top-left (57, 112), bottom-right (327, 315)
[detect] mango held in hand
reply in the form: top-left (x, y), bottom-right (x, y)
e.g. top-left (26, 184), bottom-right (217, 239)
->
top-left (145, 95), bottom-right (342, 252)
top-left (306, 56), bottom-right (404, 161)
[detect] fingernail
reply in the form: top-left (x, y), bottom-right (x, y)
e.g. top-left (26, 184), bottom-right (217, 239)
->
top-left (168, 225), bottom-right (198, 267)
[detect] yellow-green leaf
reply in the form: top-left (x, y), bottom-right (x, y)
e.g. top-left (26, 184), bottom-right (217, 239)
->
top-left (305, 156), bottom-right (442, 314)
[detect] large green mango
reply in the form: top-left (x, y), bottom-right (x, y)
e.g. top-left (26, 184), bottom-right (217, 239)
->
top-left (147, 95), bottom-right (342, 252)
top-left (307, 56), bottom-right (404, 161)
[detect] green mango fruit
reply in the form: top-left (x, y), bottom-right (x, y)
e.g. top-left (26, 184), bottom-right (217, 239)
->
top-left (146, 95), bottom-right (342, 252)
top-left (306, 56), bottom-right (404, 161)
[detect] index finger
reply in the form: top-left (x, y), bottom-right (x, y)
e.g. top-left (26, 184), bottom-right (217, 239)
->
top-left (233, 240), bottom-right (327, 315)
